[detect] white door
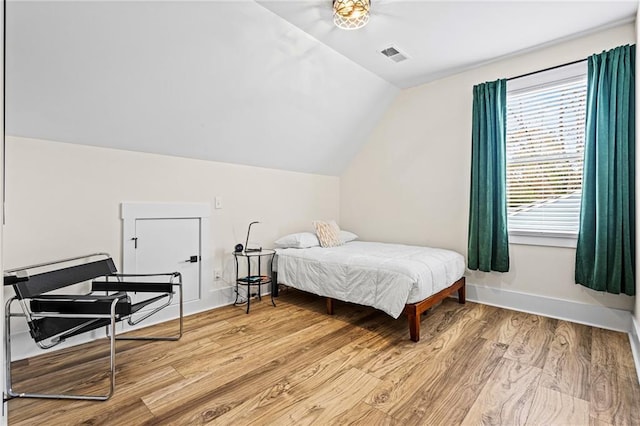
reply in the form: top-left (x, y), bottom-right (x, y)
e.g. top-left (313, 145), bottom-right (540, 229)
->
top-left (133, 218), bottom-right (201, 304)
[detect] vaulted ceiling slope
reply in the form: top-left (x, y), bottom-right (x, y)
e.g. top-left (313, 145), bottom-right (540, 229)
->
top-left (6, 1), bottom-right (398, 176)
top-left (259, 1), bottom-right (637, 89)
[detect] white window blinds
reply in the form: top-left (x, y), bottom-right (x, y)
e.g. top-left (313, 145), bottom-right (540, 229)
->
top-left (506, 63), bottom-right (587, 238)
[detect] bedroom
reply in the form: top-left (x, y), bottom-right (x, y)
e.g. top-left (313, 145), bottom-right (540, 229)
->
top-left (1, 0), bottom-right (639, 424)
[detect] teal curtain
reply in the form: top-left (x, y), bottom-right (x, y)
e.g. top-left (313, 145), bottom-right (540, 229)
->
top-left (575, 44), bottom-right (635, 295)
top-left (468, 79), bottom-right (510, 272)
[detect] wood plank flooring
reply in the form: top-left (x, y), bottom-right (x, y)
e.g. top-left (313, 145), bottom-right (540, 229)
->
top-left (8, 289), bottom-right (640, 425)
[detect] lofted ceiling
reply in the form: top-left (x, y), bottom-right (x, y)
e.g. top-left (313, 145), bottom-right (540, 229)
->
top-left (6, 1), bottom-right (398, 176)
top-left (5, 1), bottom-right (638, 176)
top-left (259, 0), bottom-right (638, 89)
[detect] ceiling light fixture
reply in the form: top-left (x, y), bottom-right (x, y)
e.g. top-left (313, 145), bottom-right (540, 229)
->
top-left (333, 0), bottom-right (370, 30)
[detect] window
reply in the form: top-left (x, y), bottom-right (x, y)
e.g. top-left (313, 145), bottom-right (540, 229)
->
top-left (506, 62), bottom-right (587, 246)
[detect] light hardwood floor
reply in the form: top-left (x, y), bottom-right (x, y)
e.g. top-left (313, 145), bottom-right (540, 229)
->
top-left (8, 288), bottom-right (640, 425)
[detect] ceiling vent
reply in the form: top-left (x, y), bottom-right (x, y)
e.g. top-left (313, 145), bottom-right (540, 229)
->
top-left (381, 46), bottom-right (408, 63)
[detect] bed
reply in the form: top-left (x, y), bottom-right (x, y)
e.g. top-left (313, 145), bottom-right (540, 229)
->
top-left (274, 240), bottom-right (466, 342)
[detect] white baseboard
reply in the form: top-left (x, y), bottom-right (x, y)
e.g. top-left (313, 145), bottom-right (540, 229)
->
top-left (465, 283), bottom-right (632, 333)
top-left (9, 286), bottom-right (238, 361)
top-left (630, 316), bottom-right (640, 384)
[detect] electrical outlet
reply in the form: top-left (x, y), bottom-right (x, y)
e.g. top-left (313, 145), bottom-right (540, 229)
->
top-left (214, 270), bottom-right (222, 280)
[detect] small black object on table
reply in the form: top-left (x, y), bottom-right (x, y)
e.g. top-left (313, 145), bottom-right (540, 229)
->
top-left (232, 248), bottom-right (276, 313)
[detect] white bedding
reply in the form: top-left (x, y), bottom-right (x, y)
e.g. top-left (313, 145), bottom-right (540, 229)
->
top-left (275, 241), bottom-right (465, 318)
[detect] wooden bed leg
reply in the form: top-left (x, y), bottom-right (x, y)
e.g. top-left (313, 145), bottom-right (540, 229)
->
top-left (326, 297), bottom-right (334, 315)
top-left (408, 312), bottom-right (420, 342)
top-left (402, 276), bottom-right (466, 342)
top-left (458, 281), bottom-right (466, 304)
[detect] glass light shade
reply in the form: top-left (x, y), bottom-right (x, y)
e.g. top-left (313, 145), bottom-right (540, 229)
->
top-left (333, 0), bottom-right (370, 30)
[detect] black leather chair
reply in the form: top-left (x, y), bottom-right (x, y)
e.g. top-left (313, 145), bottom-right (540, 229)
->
top-left (4, 253), bottom-right (183, 401)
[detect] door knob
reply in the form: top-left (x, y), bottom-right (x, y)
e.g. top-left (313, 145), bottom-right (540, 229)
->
top-left (185, 255), bottom-right (199, 263)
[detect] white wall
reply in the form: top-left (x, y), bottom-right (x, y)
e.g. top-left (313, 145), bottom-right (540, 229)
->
top-left (0, 0), bottom-right (5, 420)
top-left (4, 135), bottom-right (338, 289)
top-left (2, 135), bottom-right (338, 362)
top-left (341, 23), bottom-right (636, 312)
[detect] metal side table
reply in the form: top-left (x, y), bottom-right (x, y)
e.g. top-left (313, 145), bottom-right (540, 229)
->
top-left (232, 249), bottom-right (276, 313)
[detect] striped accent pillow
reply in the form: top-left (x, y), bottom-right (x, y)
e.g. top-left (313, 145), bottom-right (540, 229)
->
top-left (313, 220), bottom-right (342, 248)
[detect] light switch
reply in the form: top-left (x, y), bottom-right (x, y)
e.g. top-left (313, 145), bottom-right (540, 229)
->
top-left (215, 196), bottom-right (223, 209)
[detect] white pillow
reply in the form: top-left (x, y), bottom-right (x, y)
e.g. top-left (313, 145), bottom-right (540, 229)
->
top-left (274, 232), bottom-right (320, 249)
top-left (340, 230), bottom-right (358, 243)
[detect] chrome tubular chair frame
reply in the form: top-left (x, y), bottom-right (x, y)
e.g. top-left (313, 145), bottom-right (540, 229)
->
top-left (4, 253), bottom-right (183, 401)
top-left (102, 272), bottom-right (183, 342)
top-left (5, 295), bottom-right (119, 401)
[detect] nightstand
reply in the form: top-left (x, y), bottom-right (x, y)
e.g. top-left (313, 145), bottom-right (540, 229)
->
top-left (232, 249), bottom-right (276, 313)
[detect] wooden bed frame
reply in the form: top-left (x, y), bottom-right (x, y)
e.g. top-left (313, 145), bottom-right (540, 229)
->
top-left (275, 273), bottom-right (466, 342)
top-left (326, 276), bottom-right (465, 342)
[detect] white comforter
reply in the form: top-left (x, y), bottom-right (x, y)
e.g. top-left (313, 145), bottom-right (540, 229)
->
top-left (275, 241), bottom-right (465, 318)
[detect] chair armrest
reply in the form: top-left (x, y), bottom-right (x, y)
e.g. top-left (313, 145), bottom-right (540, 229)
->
top-left (30, 293), bottom-right (131, 315)
top-left (4, 271), bottom-right (29, 286)
top-left (92, 272), bottom-right (181, 293)
top-left (92, 281), bottom-right (174, 293)
top-left (108, 272), bottom-right (180, 280)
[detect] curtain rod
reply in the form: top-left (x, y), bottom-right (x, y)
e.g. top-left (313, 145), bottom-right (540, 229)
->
top-left (506, 57), bottom-right (587, 81)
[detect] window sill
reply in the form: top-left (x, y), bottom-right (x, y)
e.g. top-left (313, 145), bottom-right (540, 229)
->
top-left (509, 233), bottom-right (577, 249)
